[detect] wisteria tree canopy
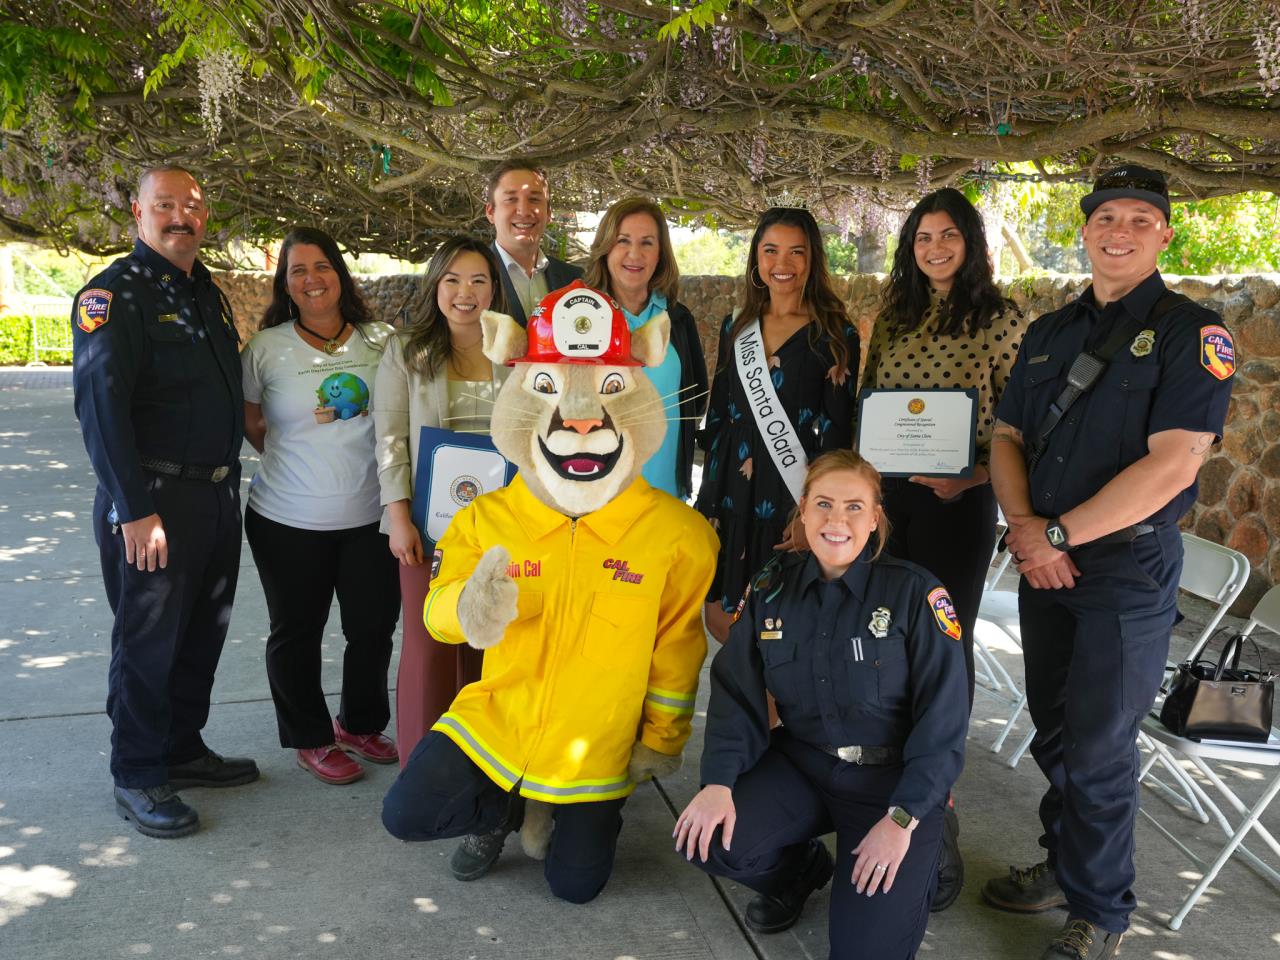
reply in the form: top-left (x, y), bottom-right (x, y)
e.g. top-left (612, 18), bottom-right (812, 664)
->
top-left (2, 0), bottom-right (1279, 260)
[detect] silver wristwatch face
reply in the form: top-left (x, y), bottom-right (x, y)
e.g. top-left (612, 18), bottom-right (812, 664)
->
top-left (889, 806), bottom-right (912, 829)
top-left (1047, 524), bottom-right (1066, 547)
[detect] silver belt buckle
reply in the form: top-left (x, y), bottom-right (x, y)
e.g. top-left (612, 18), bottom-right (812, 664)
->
top-left (210, 466), bottom-right (229, 482)
top-left (836, 745), bottom-right (863, 765)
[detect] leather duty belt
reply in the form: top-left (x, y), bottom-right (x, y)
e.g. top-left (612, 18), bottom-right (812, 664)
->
top-left (140, 458), bottom-right (232, 483)
top-left (816, 743), bottom-right (902, 766)
top-left (1091, 523), bottom-right (1156, 546)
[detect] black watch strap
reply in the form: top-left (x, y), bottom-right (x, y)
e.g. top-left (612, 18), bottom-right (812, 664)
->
top-left (1045, 519), bottom-right (1072, 552)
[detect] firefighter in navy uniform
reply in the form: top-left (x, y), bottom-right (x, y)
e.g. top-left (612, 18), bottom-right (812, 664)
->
top-left (983, 167), bottom-right (1235, 960)
top-left (72, 165), bottom-right (258, 839)
top-left (675, 451), bottom-right (967, 960)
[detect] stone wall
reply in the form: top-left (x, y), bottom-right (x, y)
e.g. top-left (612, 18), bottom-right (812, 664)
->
top-left (217, 270), bottom-right (1280, 607)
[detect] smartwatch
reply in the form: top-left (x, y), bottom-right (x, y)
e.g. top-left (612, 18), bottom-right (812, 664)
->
top-left (887, 805), bottom-right (918, 831)
top-left (1045, 518), bottom-right (1073, 552)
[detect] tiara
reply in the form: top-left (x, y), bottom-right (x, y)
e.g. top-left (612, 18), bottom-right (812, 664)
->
top-left (763, 190), bottom-right (809, 210)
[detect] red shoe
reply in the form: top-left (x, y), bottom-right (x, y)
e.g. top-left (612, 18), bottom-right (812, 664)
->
top-left (333, 719), bottom-right (398, 765)
top-left (296, 745), bottom-right (364, 785)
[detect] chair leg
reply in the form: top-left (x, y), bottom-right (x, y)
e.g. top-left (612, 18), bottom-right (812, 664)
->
top-left (991, 692), bottom-right (1027, 753)
top-left (1138, 736), bottom-right (1210, 824)
top-left (1007, 726), bottom-right (1035, 768)
top-left (1166, 769), bottom-right (1280, 931)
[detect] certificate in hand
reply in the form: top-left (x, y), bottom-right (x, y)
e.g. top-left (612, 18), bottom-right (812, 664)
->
top-left (410, 427), bottom-right (517, 545)
top-left (856, 389), bottom-right (977, 478)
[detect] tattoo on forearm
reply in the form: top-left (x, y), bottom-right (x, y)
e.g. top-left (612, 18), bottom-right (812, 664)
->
top-left (1190, 433), bottom-right (1214, 459)
top-left (992, 425), bottom-right (1023, 446)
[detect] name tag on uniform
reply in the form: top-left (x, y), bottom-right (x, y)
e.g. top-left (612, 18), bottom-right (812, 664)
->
top-left (1029, 354), bottom-right (1050, 364)
top-left (158, 313), bottom-right (178, 323)
top-left (759, 630), bottom-right (783, 640)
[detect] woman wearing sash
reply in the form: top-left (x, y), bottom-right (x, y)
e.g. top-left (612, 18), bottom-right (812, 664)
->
top-left (862, 187), bottom-right (1025, 909)
top-left (695, 207), bottom-right (859, 643)
top-left (374, 236), bottom-right (509, 767)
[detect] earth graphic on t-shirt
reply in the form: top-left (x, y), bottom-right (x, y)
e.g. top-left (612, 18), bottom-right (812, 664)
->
top-left (314, 372), bottom-right (370, 421)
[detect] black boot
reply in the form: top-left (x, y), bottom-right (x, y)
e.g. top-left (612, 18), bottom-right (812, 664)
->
top-left (167, 749), bottom-right (260, 789)
top-left (450, 793), bottom-right (525, 882)
top-left (114, 785), bottom-right (199, 839)
top-left (981, 859), bottom-right (1067, 913)
top-left (744, 840), bottom-right (835, 934)
top-left (931, 795), bottom-right (964, 912)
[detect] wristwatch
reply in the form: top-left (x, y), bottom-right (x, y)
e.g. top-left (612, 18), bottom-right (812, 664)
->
top-left (1045, 518), bottom-right (1073, 552)
top-left (887, 805), bottom-right (918, 831)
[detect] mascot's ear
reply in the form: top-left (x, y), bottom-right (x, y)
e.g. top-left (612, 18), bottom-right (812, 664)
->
top-left (481, 310), bottom-right (527, 365)
top-left (631, 310), bottom-right (671, 369)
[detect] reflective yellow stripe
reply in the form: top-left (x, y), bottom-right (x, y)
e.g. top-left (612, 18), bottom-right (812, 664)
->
top-left (432, 713), bottom-right (521, 791)
top-left (645, 687), bottom-right (696, 715)
top-left (519, 770), bottom-right (635, 803)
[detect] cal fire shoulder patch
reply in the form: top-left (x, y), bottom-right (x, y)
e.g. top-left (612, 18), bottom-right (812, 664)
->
top-left (430, 547), bottom-right (443, 580)
top-left (928, 587), bottom-right (962, 641)
top-left (76, 289), bottom-right (113, 334)
top-left (1199, 325), bottom-right (1235, 381)
top-left (730, 582), bottom-right (750, 624)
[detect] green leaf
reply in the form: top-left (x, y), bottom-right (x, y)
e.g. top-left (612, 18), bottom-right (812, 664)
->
top-left (657, 0), bottom-right (732, 41)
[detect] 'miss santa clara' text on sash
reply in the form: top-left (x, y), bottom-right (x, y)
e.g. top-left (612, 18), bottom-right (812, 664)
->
top-left (733, 318), bottom-right (807, 505)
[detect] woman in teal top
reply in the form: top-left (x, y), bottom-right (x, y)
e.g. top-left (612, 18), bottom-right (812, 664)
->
top-left (583, 197), bottom-right (708, 500)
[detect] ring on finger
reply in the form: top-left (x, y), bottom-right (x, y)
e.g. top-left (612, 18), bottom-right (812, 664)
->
top-left (873, 863), bottom-right (886, 872)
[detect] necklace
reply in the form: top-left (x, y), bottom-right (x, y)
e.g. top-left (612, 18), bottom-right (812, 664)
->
top-left (296, 318), bottom-right (348, 355)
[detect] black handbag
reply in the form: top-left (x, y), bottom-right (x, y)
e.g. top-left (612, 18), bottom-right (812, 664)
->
top-left (1160, 633), bottom-right (1275, 743)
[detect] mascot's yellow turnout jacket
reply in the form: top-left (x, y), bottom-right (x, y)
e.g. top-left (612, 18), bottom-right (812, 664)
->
top-left (426, 473), bottom-right (718, 803)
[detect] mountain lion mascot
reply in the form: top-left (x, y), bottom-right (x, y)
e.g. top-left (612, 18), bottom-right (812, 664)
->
top-left (382, 281), bottom-right (718, 904)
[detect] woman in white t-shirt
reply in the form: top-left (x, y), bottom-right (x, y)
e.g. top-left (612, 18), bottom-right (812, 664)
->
top-left (242, 227), bottom-right (399, 786)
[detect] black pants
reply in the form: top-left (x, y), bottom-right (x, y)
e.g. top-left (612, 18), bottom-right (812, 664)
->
top-left (244, 505), bottom-right (399, 748)
top-left (883, 478), bottom-right (998, 710)
top-left (95, 476), bottom-right (241, 788)
top-left (689, 735), bottom-right (943, 959)
top-left (382, 732), bottom-right (626, 904)
top-left (1020, 526), bottom-right (1181, 933)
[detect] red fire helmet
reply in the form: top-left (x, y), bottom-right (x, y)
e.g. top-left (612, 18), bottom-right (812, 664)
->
top-left (510, 280), bottom-right (642, 366)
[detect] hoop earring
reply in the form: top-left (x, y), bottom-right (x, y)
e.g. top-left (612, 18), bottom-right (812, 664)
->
top-left (749, 265), bottom-right (767, 290)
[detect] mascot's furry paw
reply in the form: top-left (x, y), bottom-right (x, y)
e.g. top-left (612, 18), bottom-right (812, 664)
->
top-left (628, 742), bottom-right (682, 783)
top-left (458, 546), bottom-right (519, 649)
top-left (519, 800), bottom-right (554, 860)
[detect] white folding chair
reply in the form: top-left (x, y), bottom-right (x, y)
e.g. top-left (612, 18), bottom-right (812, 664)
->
top-left (973, 524), bottom-right (1028, 754)
top-left (1006, 532), bottom-right (1251, 771)
top-left (1138, 584), bottom-right (1280, 930)
top-left (1138, 534), bottom-right (1251, 813)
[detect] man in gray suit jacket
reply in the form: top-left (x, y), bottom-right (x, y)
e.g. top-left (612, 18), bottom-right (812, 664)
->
top-left (485, 159), bottom-right (583, 327)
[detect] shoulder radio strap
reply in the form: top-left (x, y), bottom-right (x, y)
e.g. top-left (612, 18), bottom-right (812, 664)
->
top-left (1026, 290), bottom-right (1190, 472)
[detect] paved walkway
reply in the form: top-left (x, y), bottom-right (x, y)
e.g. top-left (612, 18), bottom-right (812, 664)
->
top-left (0, 369), bottom-right (1277, 959)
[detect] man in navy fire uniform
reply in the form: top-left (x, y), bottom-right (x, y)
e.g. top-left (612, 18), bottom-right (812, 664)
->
top-left (73, 165), bottom-right (258, 838)
top-left (984, 166), bottom-right (1234, 959)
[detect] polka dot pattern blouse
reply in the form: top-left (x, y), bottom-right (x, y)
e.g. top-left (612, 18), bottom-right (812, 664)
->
top-left (861, 289), bottom-right (1029, 470)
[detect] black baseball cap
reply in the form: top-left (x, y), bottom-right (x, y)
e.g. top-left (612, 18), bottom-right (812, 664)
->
top-left (1080, 165), bottom-right (1171, 221)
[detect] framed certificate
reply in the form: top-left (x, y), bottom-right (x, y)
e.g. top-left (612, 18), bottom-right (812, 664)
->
top-left (856, 388), bottom-right (977, 478)
top-left (410, 427), bottom-right (518, 544)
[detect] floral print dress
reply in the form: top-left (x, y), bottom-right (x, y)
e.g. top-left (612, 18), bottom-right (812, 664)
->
top-left (694, 314), bottom-right (860, 611)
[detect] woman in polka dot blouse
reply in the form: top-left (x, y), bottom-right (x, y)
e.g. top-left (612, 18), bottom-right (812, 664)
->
top-left (863, 188), bottom-right (1028, 704)
top-left (862, 187), bottom-right (1028, 911)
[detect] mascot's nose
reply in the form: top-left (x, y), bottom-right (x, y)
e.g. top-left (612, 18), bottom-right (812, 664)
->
top-left (562, 417), bottom-right (603, 435)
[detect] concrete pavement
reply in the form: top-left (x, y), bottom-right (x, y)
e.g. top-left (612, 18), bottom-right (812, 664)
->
top-left (1, 367), bottom-right (1277, 960)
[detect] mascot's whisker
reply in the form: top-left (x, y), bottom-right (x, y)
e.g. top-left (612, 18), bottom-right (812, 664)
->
top-left (626, 383), bottom-right (705, 413)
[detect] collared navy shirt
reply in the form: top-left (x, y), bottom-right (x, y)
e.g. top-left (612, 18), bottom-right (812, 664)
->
top-left (701, 548), bottom-right (968, 819)
top-left (72, 239), bottom-right (243, 522)
top-left (996, 271), bottom-right (1233, 525)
